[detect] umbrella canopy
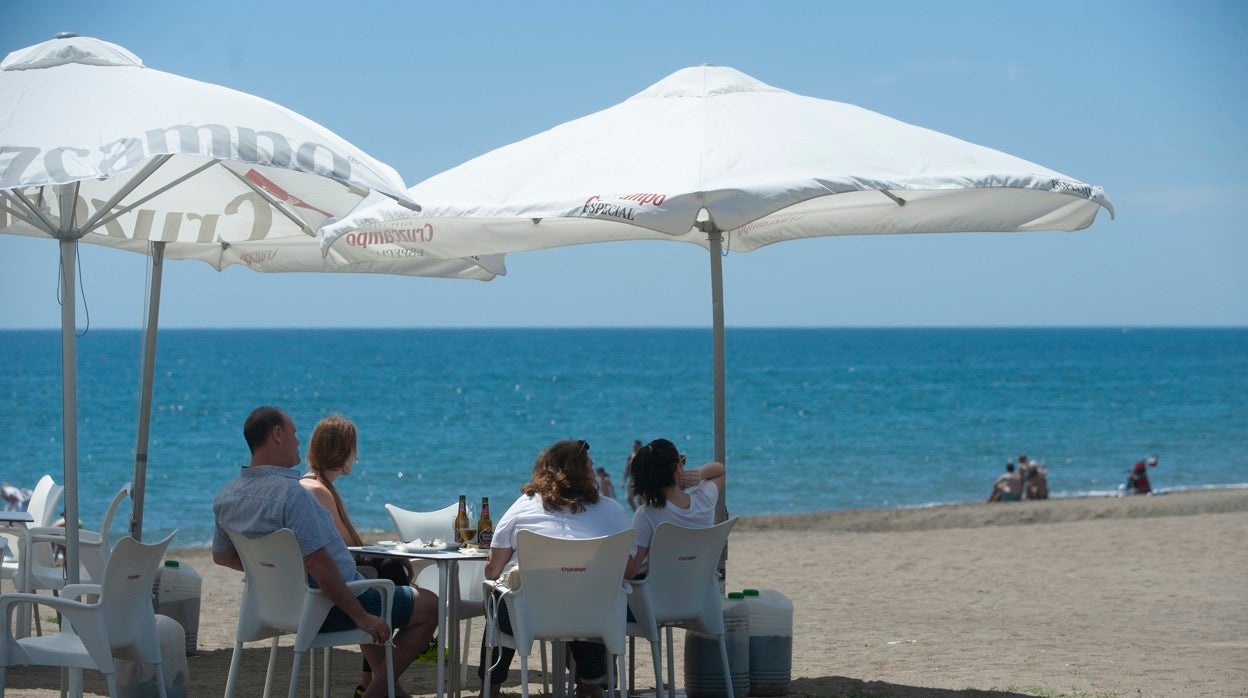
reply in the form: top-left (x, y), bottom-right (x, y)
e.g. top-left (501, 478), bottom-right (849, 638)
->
top-left (322, 64), bottom-right (1115, 532)
top-left (0, 33), bottom-right (427, 581)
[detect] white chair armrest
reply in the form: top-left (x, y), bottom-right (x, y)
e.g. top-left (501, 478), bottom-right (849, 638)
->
top-left (62, 583), bottom-right (102, 600)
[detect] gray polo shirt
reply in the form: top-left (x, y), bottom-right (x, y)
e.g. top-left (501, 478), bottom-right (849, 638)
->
top-left (212, 465), bottom-right (362, 589)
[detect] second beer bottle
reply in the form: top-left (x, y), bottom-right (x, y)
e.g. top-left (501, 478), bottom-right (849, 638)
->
top-left (477, 497), bottom-right (493, 548)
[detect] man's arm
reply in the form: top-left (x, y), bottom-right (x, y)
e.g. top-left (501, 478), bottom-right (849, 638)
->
top-left (213, 548), bottom-right (243, 571)
top-left (303, 547), bottom-right (391, 643)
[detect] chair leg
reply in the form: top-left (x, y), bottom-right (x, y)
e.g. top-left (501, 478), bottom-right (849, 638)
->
top-left (716, 634), bottom-right (734, 698)
top-left (104, 671), bottom-right (118, 698)
top-left (263, 637), bottom-right (280, 698)
top-left (288, 651), bottom-right (305, 698)
top-left (154, 662), bottom-right (168, 698)
top-left (308, 646), bottom-right (315, 698)
top-left (540, 641), bottom-right (550, 698)
top-left (627, 636), bottom-right (635, 695)
top-left (383, 640), bottom-right (395, 698)
top-left (648, 638), bottom-right (664, 698)
top-left (665, 628), bottom-right (675, 698)
top-left (519, 650), bottom-right (530, 698)
top-left (460, 616), bottom-right (473, 687)
top-left (224, 641), bottom-right (245, 697)
top-left (321, 647), bottom-right (331, 698)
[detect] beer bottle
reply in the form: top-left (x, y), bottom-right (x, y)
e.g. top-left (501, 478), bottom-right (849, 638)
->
top-left (477, 497), bottom-right (493, 548)
top-left (453, 494), bottom-right (468, 545)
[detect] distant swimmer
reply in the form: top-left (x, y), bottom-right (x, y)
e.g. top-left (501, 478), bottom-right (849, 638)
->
top-left (1124, 454), bottom-right (1158, 495)
top-left (987, 461), bottom-right (1022, 502)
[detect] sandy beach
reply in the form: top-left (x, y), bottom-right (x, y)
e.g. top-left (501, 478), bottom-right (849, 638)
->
top-left (5, 488), bottom-right (1246, 697)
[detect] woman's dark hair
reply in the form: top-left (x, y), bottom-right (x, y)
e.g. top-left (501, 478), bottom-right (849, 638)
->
top-left (630, 438), bottom-right (680, 508)
top-left (523, 439), bottom-right (599, 513)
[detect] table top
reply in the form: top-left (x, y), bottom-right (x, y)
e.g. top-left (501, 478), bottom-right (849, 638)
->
top-left (349, 544), bottom-right (489, 560)
top-left (0, 511), bottom-right (34, 524)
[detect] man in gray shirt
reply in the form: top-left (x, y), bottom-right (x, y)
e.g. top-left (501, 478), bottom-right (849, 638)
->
top-left (213, 406), bottom-right (437, 698)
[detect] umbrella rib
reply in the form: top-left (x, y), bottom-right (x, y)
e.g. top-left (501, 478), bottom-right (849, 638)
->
top-left (219, 163), bottom-right (316, 237)
top-left (881, 190), bottom-right (907, 207)
top-left (78, 154), bottom-right (175, 233)
top-left (6, 189), bottom-right (60, 235)
top-left (89, 159), bottom-right (218, 232)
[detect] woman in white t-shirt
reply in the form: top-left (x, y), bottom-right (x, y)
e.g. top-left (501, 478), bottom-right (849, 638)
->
top-left (480, 439), bottom-right (632, 698)
top-left (624, 438), bottom-right (726, 579)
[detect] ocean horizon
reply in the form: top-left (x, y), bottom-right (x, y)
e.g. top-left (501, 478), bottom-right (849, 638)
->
top-left (3, 327), bottom-right (1246, 546)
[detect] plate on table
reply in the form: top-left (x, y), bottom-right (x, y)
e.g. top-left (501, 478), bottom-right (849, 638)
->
top-left (401, 541), bottom-right (460, 553)
top-left (458, 546), bottom-right (489, 557)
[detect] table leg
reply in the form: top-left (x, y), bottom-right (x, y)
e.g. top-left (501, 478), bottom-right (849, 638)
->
top-left (436, 562), bottom-right (448, 698)
top-left (447, 559), bottom-right (462, 698)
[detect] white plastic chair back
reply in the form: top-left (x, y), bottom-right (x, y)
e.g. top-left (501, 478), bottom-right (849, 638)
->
top-left (26, 475), bottom-right (63, 529)
top-left (80, 482), bottom-right (132, 581)
top-left (384, 502), bottom-right (458, 542)
top-left (642, 518), bottom-right (736, 633)
top-left (224, 528), bottom-right (395, 698)
top-left (97, 533), bottom-right (174, 653)
top-left (509, 529), bottom-right (633, 655)
top-left (625, 518), bottom-right (737, 698)
top-left (227, 528), bottom-right (308, 639)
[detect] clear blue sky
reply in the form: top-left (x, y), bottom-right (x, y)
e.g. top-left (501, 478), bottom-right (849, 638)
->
top-left (3, 1), bottom-right (1245, 329)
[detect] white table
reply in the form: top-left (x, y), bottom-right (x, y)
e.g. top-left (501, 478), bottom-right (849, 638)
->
top-left (349, 545), bottom-right (487, 698)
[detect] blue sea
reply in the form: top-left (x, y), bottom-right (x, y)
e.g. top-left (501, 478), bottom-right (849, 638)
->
top-left (1, 328), bottom-right (1245, 547)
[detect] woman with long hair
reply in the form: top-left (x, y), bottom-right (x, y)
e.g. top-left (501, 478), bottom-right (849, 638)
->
top-left (480, 439), bottom-right (632, 698)
top-left (624, 438), bottom-right (725, 578)
top-left (301, 414), bottom-right (419, 697)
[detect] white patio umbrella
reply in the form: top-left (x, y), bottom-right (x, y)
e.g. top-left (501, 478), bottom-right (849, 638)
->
top-left (323, 65), bottom-right (1116, 502)
top-left (0, 33), bottom-right (430, 581)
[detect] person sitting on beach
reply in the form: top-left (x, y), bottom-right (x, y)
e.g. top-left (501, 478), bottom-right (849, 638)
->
top-left (1022, 460), bottom-right (1049, 499)
top-left (480, 439), bottom-right (632, 698)
top-left (624, 438), bottom-right (725, 578)
top-left (987, 461), bottom-right (1022, 502)
top-left (300, 413), bottom-right (423, 697)
top-left (212, 406), bottom-right (438, 698)
top-left (1125, 454), bottom-right (1158, 494)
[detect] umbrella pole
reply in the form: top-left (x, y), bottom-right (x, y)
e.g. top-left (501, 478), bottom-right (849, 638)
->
top-left (57, 238), bottom-right (81, 587)
top-left (130, 241), bottom-right (165, 541)
top-left (706, 227), bottom-right (730, 583)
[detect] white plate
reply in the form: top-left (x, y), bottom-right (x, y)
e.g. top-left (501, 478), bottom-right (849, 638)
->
top-left (401, 543), bottom-right (460, 553)
top-left (375, 541), bottom-right (400, 548)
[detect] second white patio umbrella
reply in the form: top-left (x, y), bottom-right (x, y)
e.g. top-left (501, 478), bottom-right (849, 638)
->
top-left (322, 65), bottom-right (1115, 534)
top-left (0, 33), bottom-right (428, 574)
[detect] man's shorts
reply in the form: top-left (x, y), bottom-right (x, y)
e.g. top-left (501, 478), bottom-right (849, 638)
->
top-left (320, 585), bottom-right (415, 633)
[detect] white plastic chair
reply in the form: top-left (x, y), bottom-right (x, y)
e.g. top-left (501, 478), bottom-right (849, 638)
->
top-left (22, 482), bottom-right (132, 591)
top-left (625, 518), bottom-right (738, 698)
top-left (385, 501), bottom-right (485, 683)
top-left (484, 529), bottom-right (634, 698)
top-left (0, 531), bottom-right (176, 698)
top-left (223, 528), bottom-right (396, 698)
